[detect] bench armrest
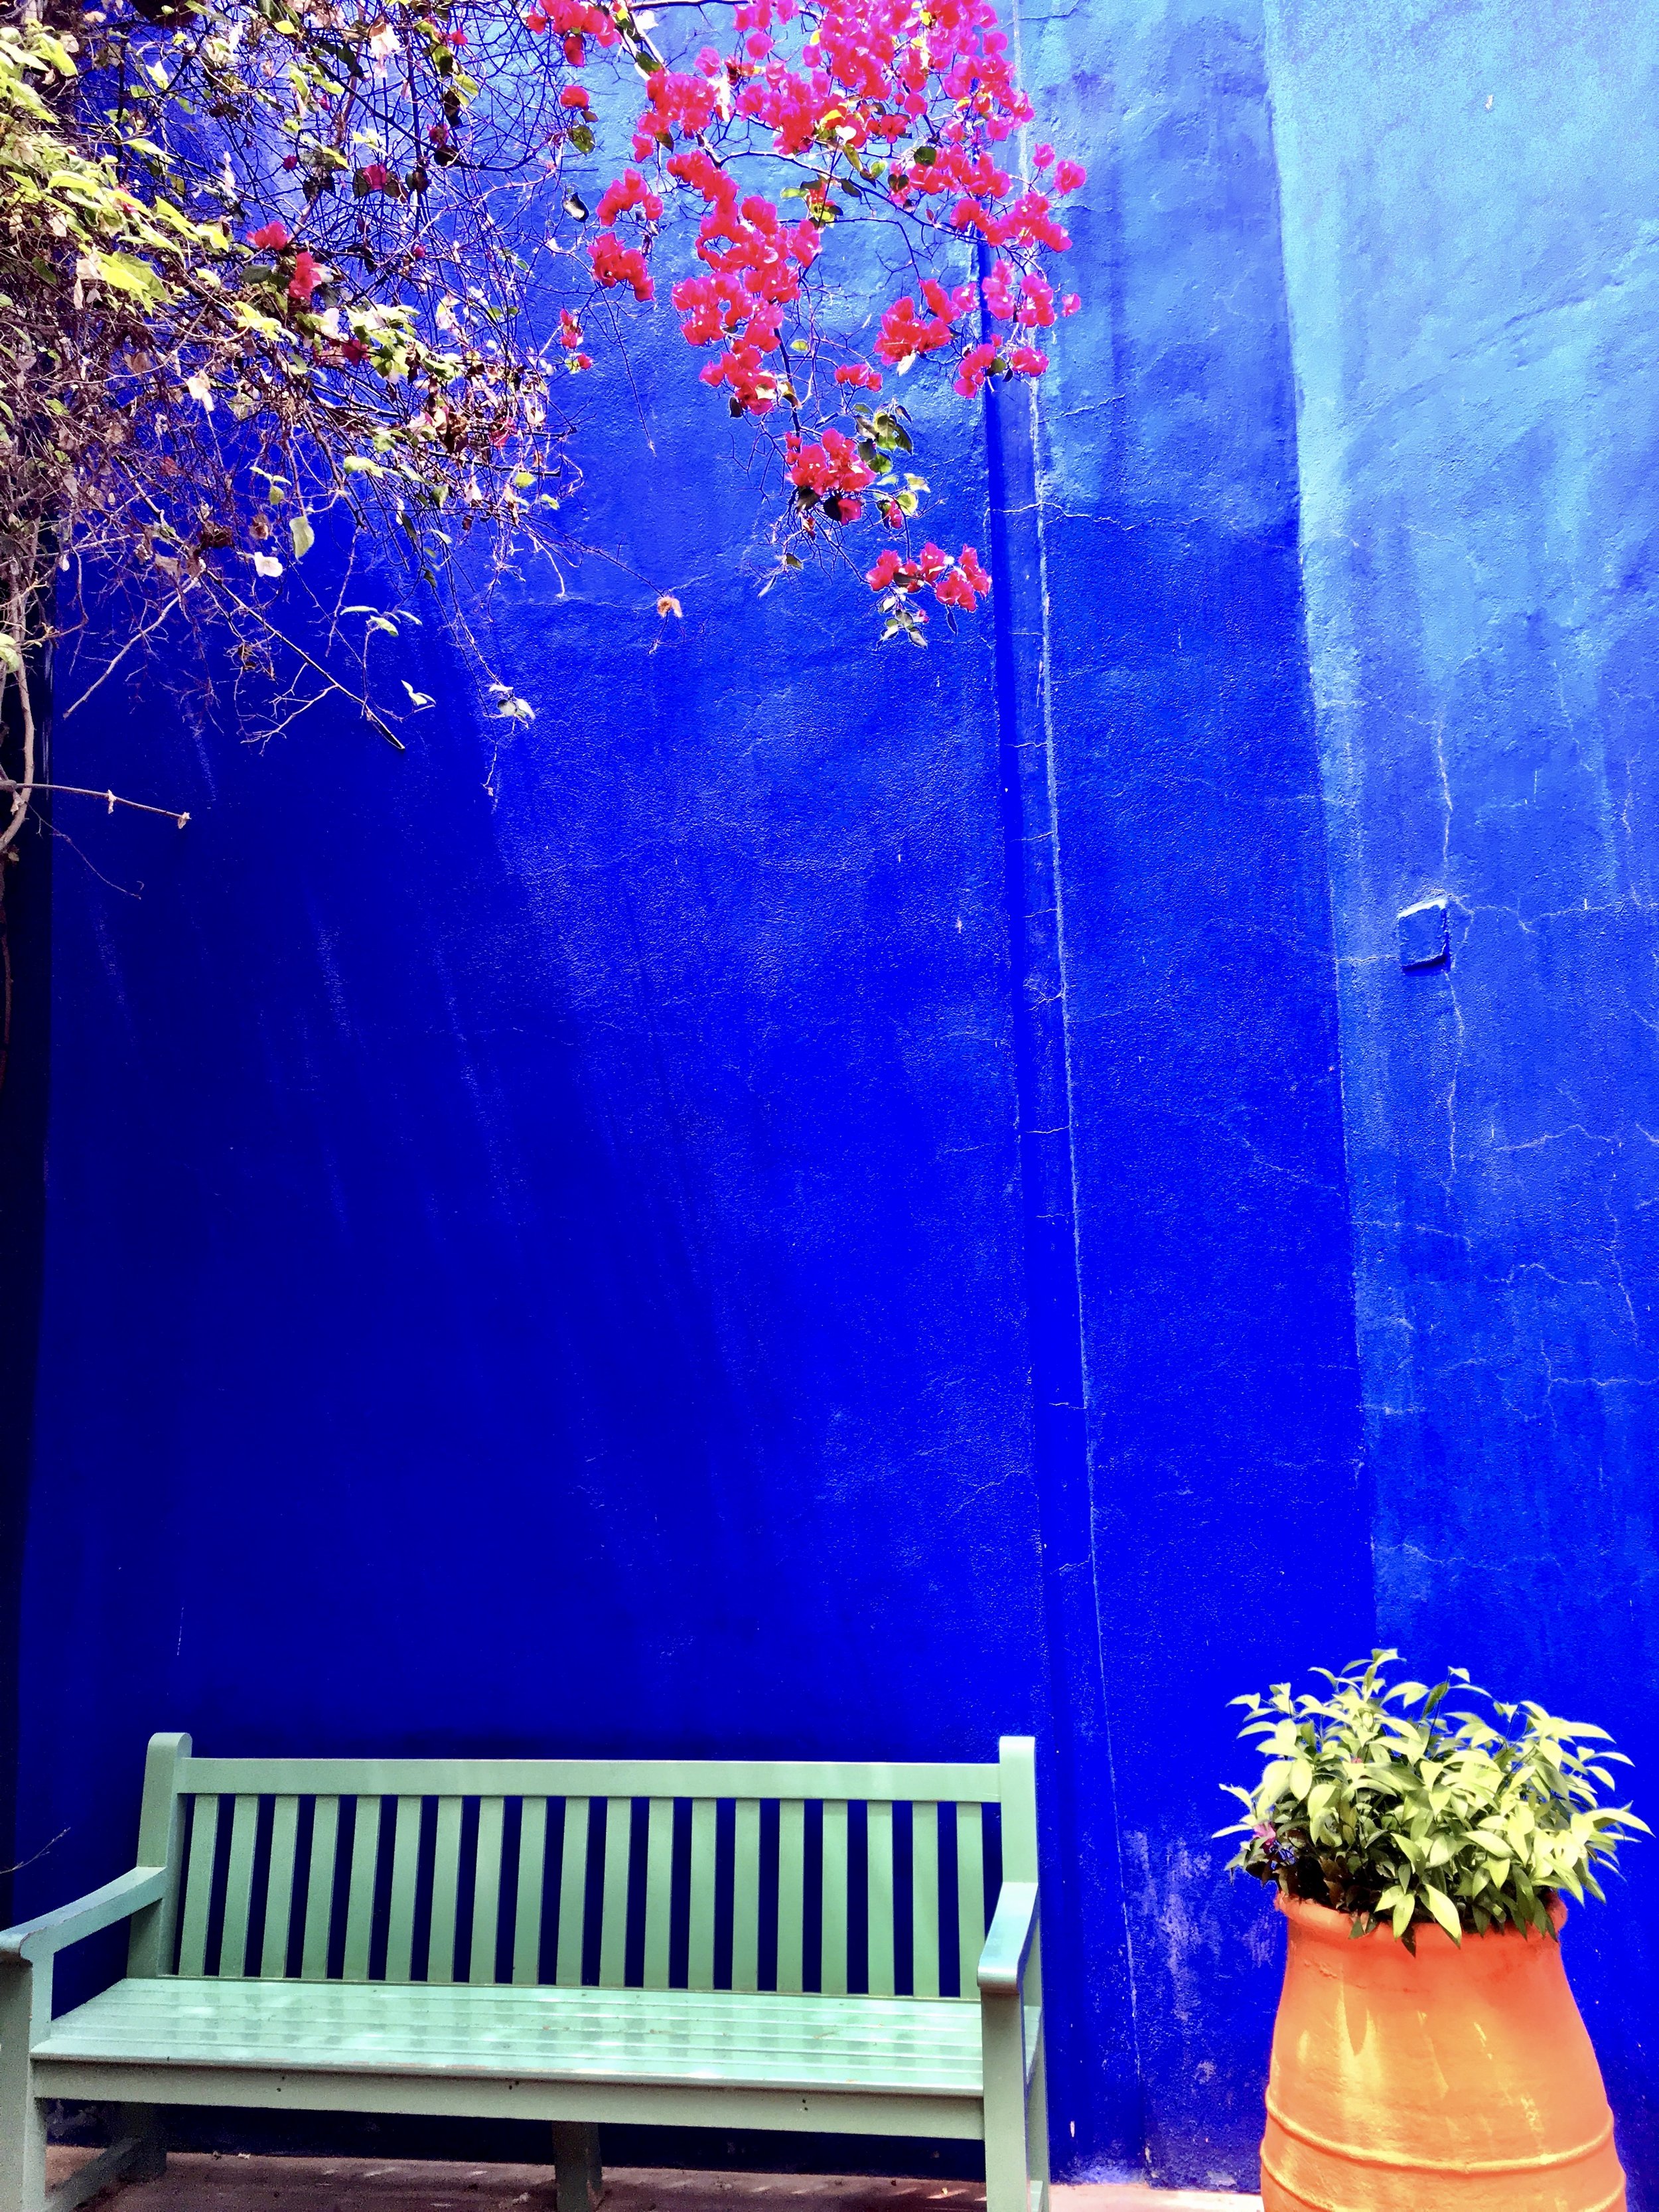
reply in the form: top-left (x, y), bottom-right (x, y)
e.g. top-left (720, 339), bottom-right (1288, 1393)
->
top-left (0, 1866), bottom-right (168, 1967)
top-left (976, 1880), bottom-right (1039, 1997)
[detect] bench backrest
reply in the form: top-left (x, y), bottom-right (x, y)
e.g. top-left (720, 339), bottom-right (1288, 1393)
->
top-left (127, 1739), bottom-right (1038, 2002)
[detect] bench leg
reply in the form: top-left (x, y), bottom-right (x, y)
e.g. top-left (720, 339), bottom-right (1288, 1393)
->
top-left (0, 2087), bottom-right (46, 2212)
top-left (1025, 2018), bottom-right (1050, 2212)
top-left (115, 2108), bottom-right (165, 2186)
top-left (981, 1991), bottom-right (1033, 2212)
top-left (551, 2124), bottom-right (603, 2212)
top-left (0, 1968), bottom-right (46, 2212)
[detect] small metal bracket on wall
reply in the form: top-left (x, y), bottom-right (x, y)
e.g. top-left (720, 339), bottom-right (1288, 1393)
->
top-left (1398, 897), bottom-right (1450, 972)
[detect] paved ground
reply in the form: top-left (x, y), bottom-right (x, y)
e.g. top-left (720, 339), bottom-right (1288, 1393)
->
top-left (46, 2151), bottom-right (1260, 2212)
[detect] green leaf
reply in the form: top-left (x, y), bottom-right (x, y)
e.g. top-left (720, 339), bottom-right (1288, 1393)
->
top-left (289, 512), bottom-right (315, 559)
top-left (1421, 1885), bottom-right (1461, 1941)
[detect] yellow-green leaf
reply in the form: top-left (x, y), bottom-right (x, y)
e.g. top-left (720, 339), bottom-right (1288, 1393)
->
top-left (1421, 1885), bottom-right (1461, 1942)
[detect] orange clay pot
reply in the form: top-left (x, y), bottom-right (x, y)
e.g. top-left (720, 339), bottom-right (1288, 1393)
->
top-left (1261, 1894), bottom-right (1626, 2212)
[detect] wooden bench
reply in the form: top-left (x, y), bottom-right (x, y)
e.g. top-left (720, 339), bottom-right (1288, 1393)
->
top-left (0, 1737), bottom-right (1048, 2212)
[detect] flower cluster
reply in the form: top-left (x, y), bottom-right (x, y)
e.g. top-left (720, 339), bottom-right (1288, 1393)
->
top-left (867, 542), bottom-right (991, 634)
top-left (5, 0), bottom-right (1084, 788)
top-left (568, 0), bottom-right (1086, 617)
top-left (657, 147), bottom-right (822, 412)
top-left (786, 429), bottom-right (872, 520)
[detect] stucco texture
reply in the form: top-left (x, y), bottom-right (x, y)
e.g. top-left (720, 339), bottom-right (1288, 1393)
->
top-left (1, 0), bottom-right (1654, 2201)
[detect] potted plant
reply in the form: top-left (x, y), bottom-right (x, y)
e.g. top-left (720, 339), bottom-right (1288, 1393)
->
top-left (1219, 1651), bottom-right (1646, 2212)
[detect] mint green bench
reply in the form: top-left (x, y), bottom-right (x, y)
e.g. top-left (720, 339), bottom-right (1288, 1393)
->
top-left (0, 1737), bottom-right (1048, 2212)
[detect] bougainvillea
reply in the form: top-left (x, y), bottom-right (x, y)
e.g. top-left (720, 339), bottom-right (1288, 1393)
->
top-left (0, 0), bottom-right (1083, 794)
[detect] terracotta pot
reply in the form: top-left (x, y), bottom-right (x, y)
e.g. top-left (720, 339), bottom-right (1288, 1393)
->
top-left (1260, 1894), bottom-right (1625, 2212)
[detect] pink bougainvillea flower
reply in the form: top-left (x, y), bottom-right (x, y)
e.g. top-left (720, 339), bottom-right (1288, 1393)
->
top-left (287, 250), bottom-right (322, 302)
top-left (248, 220), bottom-right (291, 250)
top-left (549, 0), bottom-right (1077, 625)
top-left (1017, 271), bottom-right (1056, 328)
top-left (953, 340), bottom-right (999, 398)
top-left (560, 84), bottom-right (590, 107)
top-left (786, 427), bottom-right (873, 502)
top-left (591, 232), bottom-right (654, 299)
top-left (981, 259), bottom-right (1017, 319)
top-left (958, 546), bottom-right (991, 596)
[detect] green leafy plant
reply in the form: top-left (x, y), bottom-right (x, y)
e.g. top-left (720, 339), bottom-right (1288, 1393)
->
top-left (1218, 1651), bottom-right (1646, 1949)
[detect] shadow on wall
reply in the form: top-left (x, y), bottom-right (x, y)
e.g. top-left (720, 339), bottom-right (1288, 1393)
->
top-left (0, 650), bottom-right (52, 1937)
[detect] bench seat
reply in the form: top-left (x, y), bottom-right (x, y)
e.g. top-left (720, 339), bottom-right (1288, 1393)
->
top-left (34, 1978), bottom-right (1029, 2123)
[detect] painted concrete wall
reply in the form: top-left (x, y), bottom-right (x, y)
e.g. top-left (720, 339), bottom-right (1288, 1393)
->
top-left (6, 0), bottom-right (1656, 2197)
top-left (1009, 0), bottom-right (1372, 2185)
top-left (1263, 1), bottom-right (1659, 2198)
top-left (6, 0), bottom-right (1369, 2188)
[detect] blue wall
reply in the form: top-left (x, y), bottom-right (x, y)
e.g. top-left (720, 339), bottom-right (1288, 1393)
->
top-left (7, 0), bottom-right (1656, 2198)
top-left (1264, 1), bottom-right (1659, 2198)
top-left (1008, 0), bottom-right (1372, 2185)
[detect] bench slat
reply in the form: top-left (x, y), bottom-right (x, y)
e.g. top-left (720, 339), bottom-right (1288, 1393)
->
top-left (555, 1801), bottom-right (588, 1986)
top-left (177, 1796), bottom-right (219, 1978)
top-left (686, 1801), bottom-right (715, 1993)
top-left (912, 1806), bottom-right (938, 2000)
top-left (343, 1798), bottom-right (380, 1981)
top-left (642, 1801), bottom-right (672, 1989)
top-left (776, 1803), bottom-right (804, 1996)
top-left (956, 1806), bottom-right (983, 1998)
top-left (513, 1800), bottom-right (547, 1986)
top-left (867, 1803), bottom-right (894, 1998)
top-left (599, 1800), bottom-right (630, 1989)
top-left (301, 1799), bottom-right (339, 1981)
top-left (384, 1798), bottom-right (423, 1985)
top-left (428, 1799), bottom-right (463, 1986)
top-left (731, 1801), bottom-right (760, 1994)
top-left (129, 1732), bottom-right (190, 1981)
top-left (821, 1803), bottom-right (847, 1998)
top-left (219, 1797), bottom-right (259, 1980)
top-left (261, 1799), bottom-right (299, 1979)
top-left (470, 1799), bottom-right (505, 1984)
top-left (181, 1759), bottom-right (1002, 1804)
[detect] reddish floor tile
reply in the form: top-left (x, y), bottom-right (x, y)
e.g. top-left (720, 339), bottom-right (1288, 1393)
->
top-left (45, 2150), bottom-right (1260, 2212)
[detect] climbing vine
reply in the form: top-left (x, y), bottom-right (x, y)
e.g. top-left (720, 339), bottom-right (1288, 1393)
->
top-left (0, 0), bottom-right (1082, 794)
